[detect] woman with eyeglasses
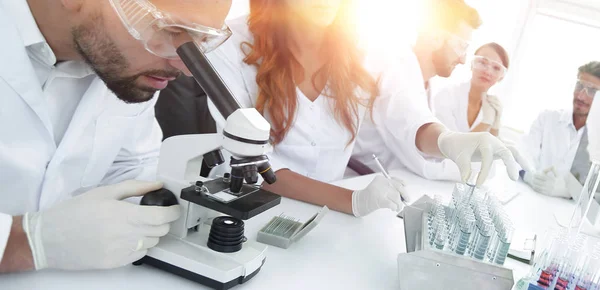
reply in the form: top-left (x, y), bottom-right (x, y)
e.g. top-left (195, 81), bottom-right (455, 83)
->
top-left (433, 42), bottom-right (509, 136)
top-left (204, 1), bottom-right (524, 217)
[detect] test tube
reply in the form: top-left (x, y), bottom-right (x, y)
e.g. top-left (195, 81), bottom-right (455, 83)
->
top-left (487, 212), bottom-right (509, 262)
top-left (472, 217), bottom-right (494, 260)
top-left (428, 196), bottom-right (443, 225)
top-left (536, 235), bottom-right (567, 288)
top-left (429, 209), bottom-right (446, 246)
top-left (455, 211), bottom-right (476, 256)
top-left (555, 241), bottom-right (583, 290)
top-left (494, 221), bottom-right (514, 265)
top-left (587, 244), bottom-right (600, 290)
top-left (576, 254), bottom-right (596, 290)
top-left (434, 224), bottom-right (449, 250)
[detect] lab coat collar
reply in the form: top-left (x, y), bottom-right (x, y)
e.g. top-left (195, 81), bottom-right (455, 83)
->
top-left (0, 4), bottom-right (54, 136)
top-left (3, 0), bottom-right (57, 66)
top-left (558, 110), bottom-right (575, 127)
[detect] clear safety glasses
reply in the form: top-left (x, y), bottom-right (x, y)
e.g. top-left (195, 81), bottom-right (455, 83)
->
top-left (472, 56), bottom-right (507, 78)
top-left (109, 0), bottom-right (232, 59)
top-left (575, 79), bottom-right (600, 98)
top-left (444, 32), bottom-right (471, 58)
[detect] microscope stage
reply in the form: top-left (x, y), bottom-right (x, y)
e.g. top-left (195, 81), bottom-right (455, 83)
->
top-left (181, 178), bottom-right (281, 220)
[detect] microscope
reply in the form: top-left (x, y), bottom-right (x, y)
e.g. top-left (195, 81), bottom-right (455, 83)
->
top-left (133, 42), bottom-right (281, 290)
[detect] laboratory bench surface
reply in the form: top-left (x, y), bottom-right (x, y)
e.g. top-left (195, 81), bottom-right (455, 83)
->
top-left (0, 165), bottom-right (579, 290)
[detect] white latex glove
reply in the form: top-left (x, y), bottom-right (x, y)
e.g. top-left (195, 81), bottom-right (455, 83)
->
top-left (23, 180), bottom-right (181, 270)
top-left (481, 94), bottom-right (496, 125)
top-left (523, 170), bottom-right (536, 186)
top-left (438, 131), bottom-right (523, 186)
top-left (487, 95), bottom-right (503, 130)
top-left (530, 171), bottom-right (570, 199)
top-left (501, 138), bottom-right (534, 172)
top-left (352, 175), bottom-right (407, 217)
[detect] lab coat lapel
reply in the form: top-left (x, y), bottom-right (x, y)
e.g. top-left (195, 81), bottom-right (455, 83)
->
top-left (0, 12), bottom-right (54, 137)
top-left (52, 77), bottom-right (107, 164)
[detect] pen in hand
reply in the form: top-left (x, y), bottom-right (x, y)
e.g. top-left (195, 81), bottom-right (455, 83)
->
top-left (372, 154), bottom-right (405, 202)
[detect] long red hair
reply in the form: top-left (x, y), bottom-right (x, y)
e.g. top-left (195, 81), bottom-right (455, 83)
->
top-left (242, 0), bottom-right (379, 145)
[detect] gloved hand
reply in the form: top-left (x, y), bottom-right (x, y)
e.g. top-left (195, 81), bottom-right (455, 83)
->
top-left (487, 95), bottom-right (503, 130)
top-left (523, 167), bottom-right (570, 198)
top-left (529, 172), bottom-right (570, 198)
top-left (481, 94), bottom-right (496, 126)
top-left (352, 175), bottom-right (407, 217)
top-left (438, 131), bottom-right (525, 186)
top-left (523, 170), bottom-right (536, 186)
top-left (23, 180), bottom-right (181, 270)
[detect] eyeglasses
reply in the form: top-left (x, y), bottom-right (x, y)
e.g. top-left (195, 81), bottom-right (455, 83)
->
top-left (109, 0), bottom-right (232, 59)
top-left (472, 56), bottom-right (507, 77)
top-left (575, 79), bottom-right (600, 98)
top-left (444, 32), bottom-right (471, 58)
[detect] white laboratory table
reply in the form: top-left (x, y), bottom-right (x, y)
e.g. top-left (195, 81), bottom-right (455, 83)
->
top-left (0, 165), bottom-right (577, 290)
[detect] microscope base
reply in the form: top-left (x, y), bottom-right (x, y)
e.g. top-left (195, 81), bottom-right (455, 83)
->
top-left (134, 255), bottom-right (264, 290)
top-left (135, 227), bottom-right (267, 290)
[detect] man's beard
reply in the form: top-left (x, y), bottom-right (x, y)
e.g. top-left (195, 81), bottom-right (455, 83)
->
top-left (432, 44), bottom-right (457, 78)
top-left (71, 14), bottom-right (179, 104)
top-left (574, 100), bottom-right (590, 117)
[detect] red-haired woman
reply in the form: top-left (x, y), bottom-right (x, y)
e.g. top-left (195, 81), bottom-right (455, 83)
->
top-left (207, 0), bottom-right (522, 217)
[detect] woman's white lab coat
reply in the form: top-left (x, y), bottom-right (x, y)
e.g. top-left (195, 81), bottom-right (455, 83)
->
top-left (0, 2), bottom-right (162, 262)
top-left (205, 16), bottom-right (436, 183)
top-left (433, 80), bottom-right (483, 132)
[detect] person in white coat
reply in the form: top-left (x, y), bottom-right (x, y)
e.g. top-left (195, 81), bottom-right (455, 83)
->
top-left (353, 0), bottom-right (526, 183)
top-left (0, 0), bottom-right (232, 273)
top-left (520, 62), bottom-right (600, 198)
top-left (434, 42), bottom-right (508, 136)
top-left (418, 43), bottom-right (509, 181)
top-left (205, 0), bottom-right (524, 218)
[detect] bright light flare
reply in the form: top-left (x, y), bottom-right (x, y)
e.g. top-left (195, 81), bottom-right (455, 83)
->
top-left (355, 0), bottom-right (422, 50)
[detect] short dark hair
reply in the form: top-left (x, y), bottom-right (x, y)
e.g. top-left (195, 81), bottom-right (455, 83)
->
top-left (578, 61), bottom-right (600, 79)
top-left (475, 42), bottom-right (510, 69)
top-left (420, 0), bottom-right (483, 33)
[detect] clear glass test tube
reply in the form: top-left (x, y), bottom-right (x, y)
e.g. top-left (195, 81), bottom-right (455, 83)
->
top-left (455, 211), bottom-right (476, 256)
top-left (472, 217), bottom-right (494, 260)
top-left (494, 221), bottom-right (514, 265)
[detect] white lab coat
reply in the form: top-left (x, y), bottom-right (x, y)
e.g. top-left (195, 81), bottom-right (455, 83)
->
top-left (205, 16), bottom-right (436, 183)
top-left (520, 109), bottom-right (585, 177)
top-left (0, 0), bottom-right (162, 262)
top-left (351, 50), bottom-right (461, 181)
top-left (433, 80), bottom-right (483, 132)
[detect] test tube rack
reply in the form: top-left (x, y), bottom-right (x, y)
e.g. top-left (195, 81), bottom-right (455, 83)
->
top-left (397, 196), bottom-right (514, 290)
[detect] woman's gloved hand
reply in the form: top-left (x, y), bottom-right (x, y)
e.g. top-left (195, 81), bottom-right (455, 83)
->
top-left (487, 95), bottom-right (503, 130)
top-left (481, 94), bottom-right (496, 126)
top-left (351, 175), bottom-right (408, 217)
top-left (23, 180), bottom-right (181, 270)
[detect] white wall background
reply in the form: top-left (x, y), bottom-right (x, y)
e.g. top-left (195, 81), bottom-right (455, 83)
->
top-left (223, 0), bottom-right (600, 133)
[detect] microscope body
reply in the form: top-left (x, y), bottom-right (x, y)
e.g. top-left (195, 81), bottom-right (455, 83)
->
top-left (137, 109), bottom-right (281, 290)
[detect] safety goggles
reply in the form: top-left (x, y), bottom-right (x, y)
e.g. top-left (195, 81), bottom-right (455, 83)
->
top-left (472, 56), bottom-right (507, 78)
top-left (575, 79), bottom-right (600, 98)
top-left (444, 32), bottom-right (470, 58)
top-left (109, 0), bottom-right (232, 59)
